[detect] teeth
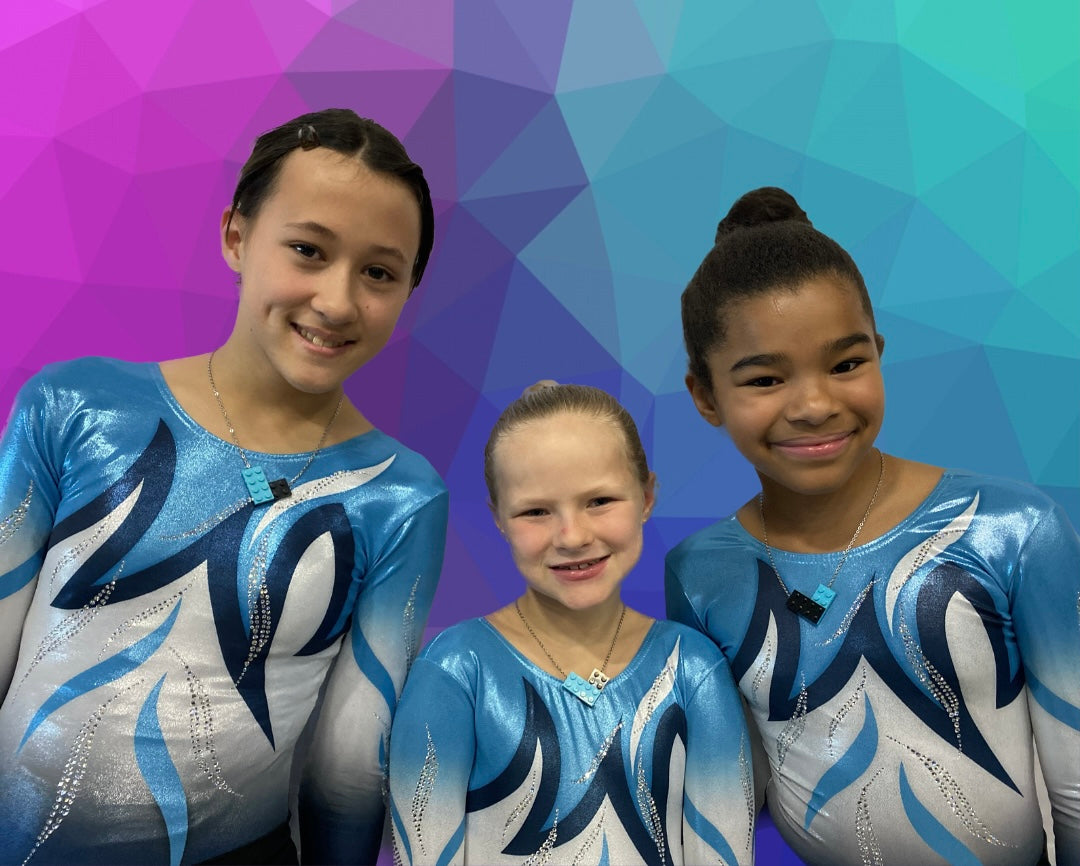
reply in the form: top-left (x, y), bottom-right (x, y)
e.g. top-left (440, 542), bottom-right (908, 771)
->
top-left (560, 559), bottom-right (599, 571)
top-left (298, 327), bottom-right (347, 348)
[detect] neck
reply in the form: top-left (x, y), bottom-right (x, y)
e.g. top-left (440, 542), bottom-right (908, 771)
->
top-left (209, 342), bottom-right (343, 422)
top-left (759, 449), bottom-right (885, 552)
top-left (517, 590), bottom-right (625, 637)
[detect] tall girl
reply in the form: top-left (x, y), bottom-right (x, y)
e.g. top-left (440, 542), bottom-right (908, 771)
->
top-left (389, 383), bottom-right (754, 865)
top-left (0, 109), bottom-right (448, 865)
top-left (666, 187), bottom-right (1080, 866)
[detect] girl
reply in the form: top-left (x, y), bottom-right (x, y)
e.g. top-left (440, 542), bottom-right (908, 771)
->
top-left (389, 383), bottom-right (754, 865)
top-left (666, 187), bottom-right (1080, 865)
top-left (0, 109), bottom-right (448, 865)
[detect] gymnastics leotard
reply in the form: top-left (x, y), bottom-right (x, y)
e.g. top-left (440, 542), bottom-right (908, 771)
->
top-left (0, 358), bottom-right (448, 865)
top-left (666, 470), bottom-right (1080, 866)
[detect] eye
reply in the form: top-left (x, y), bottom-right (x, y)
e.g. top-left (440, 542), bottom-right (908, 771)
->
top-left (515, 507), bottom-right (548, 518)
top-left (364, 265), bottom-right (395, 282)
top-left (743, 375), bottom-right (781, 388)
top-left (588, 496), bottom-right (616, 508)
top-left (289, 242), bottom-right (323, 260)
top-left (832, 358), bottom-right (866, 374)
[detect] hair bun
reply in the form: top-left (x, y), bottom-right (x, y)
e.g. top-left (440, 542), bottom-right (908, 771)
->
top-left (715, 187), bottom-right (810, 241)
top-left (521, 379), bottom-right (560, 397)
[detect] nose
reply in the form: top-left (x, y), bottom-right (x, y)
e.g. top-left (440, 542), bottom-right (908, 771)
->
top-left (555, 511), bottom-right (592, 550)
top-left (786, 374), bottom-right (839, 425)
top-left (310, 268), bottom-right (360, 325)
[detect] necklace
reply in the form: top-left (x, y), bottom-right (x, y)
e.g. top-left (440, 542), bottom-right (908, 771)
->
top-left (514, 600), bottom-right (627, 707)
top-left (207, 351), bottom-right (344, 505)
top-left (759, 450), bottom-right (885, 625)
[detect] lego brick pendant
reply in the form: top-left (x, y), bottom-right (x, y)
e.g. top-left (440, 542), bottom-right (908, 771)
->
top-left (786, 589), bottom-right (827, 624)
top-left (563, 672), bottom-right (603, 706)
top-left (242, 466), bottom-right (292, 505)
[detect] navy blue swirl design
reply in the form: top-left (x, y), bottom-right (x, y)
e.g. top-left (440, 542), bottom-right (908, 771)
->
top-left (466, 679), bottom-right (683, 865)
top-left (43, 421), bottom-right (359, 749)
top-left (731, 559), bottom-right (1023, 792)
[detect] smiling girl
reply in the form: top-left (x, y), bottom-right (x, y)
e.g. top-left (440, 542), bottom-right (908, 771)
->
top-left (0, 109), bottom-right (447, 865)
top-left (666, 187), bottom-right (1080, 865)
top-left (389, 383), bottom-right (754, 866)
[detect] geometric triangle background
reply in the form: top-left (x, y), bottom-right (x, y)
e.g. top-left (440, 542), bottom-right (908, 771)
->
top-left (2, 4), bottom-right (1076, 861)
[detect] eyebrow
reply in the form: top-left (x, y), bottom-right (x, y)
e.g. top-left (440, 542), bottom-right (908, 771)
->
top-left (729, 332), bottom-right (873, 372)
top-left (285, 221), bottom-right (408, 263)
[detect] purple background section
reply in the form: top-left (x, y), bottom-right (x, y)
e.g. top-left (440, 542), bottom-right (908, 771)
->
top-left (2, 2), bottom-right (1077, 863)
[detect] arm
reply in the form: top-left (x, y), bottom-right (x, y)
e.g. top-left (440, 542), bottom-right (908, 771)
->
top-left (1012, 504), bottom-right (1080, 865)
top-left (0, 376), bottom-right (61, 701)
top-left (388, 657), bottom-right (475, 866)
top-left (298, 489), bottom-right (449, 865)
top-left (681, 655), bottom-right (756, 866)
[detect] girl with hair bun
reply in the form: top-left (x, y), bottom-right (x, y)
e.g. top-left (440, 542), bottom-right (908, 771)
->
top-left (666, 187), bottom-right (1080, 866)
top-left (0, 109), bottom-right (447, 865)
top-left (389, 382), bottom-right (754, 865)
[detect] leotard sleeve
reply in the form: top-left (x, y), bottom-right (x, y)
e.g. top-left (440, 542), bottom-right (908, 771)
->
top-left (0, 375), bottom-right (62, 701)
top-left (681, 652), bottom-right (756, 865)
top-left (388, 656), bottom-right (475, 866)
top-left (1012, 502), bottom-right (1080, 864)
top-left (298, 489), bottom-right (448, 865)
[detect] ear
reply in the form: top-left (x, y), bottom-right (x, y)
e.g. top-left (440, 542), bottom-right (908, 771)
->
top-left (686, 373), bottom-right (723, 428)
top-left (489, 500), bottom-right (507, 538)
top-left (220, 207), bottom-right (244, 274)
top-left (875, 332), bottom-right (886, 358)
top-left (641, 472), bottom-right (657, 522)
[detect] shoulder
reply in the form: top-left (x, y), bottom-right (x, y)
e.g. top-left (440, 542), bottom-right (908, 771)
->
top-left (413, 619), bottom-right (501, 687)
top-left (924, 469), bottom-right (1064, 527)
top-left (665, 514), bottom-right (754, 573)
top-left (649, 619), bottom-right (726, 668)
top-left (344, 429), bottom-right (447, 502)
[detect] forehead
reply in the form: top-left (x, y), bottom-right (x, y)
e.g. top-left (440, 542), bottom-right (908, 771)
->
top-left (260, 148), bottom-right (420, 239)
top-left (718, 276), bottom-right (875, 354)
top-left (493, 412), bottom-right (636, 492)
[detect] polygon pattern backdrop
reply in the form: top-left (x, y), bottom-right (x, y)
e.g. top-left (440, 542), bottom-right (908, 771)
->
top-left (1, 2), bottom-right (1076, 863)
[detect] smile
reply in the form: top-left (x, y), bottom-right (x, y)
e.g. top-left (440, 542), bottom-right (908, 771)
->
top-left (772, 432), bottom-right (853, 458)
top-left (549, 556), bottom-right (609, 581)
top-left (295, 325), bottom-right (351, 349)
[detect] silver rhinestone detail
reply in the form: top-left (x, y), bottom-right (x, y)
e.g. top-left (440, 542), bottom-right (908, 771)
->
top-left (897, 607), bottom-right (962, 752)
top-left (855, 767), bottom-right (885, 866)
top-left (636, 758), bottom-right (666, 861)
top-left (575, 720), bottom-right (622, 784)
top-left (158, 497), bottom-right (250, 540)
top-left (98, 577), bottom-right (191, 660)
top-left (167, 646), bottom-right (235, 795)
top-left (0, 480), bottom-right (33, 547)
top-left (571, 803), bottom-right (606, 865)
top-left (822, 579), bottom-right (878, 646)
top-left (776, 675), bottom-right (808, 772)
top-left (403, 574), bottom-right (421, 673)
top-left (12, 572), bottom-right (119, 700)
top-left (21, 680), bottom-right (143, 866)
top-left (235, 538), bottom-right (270, 686)
top-left (522, 809), bottom-right (558, 866)
top-left (828, 667), bottom-right (868, 759)
top-left (750, 637), bottom-right (773, 704)
top-left (412, 725), bottom-right (438, 855)
top-left (504, 760), bottom-right (539, 841)
top-left (891, 738), bottom-right (1011, 846)
top-left (739, 737), bottom-right (754, 853)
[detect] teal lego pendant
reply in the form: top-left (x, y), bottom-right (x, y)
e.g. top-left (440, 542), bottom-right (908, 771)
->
top-left (786, 584), bottom-right (836, 625)
top-left (562, 669), bottom-right (610, 706)
top-left (242, 466), bottom-right (292, 505)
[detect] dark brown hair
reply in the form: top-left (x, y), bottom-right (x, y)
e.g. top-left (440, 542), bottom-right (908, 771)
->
top-left (228, 108), bottom-right (434, 288)
top-left (681, 186), bottom-right (875, 388)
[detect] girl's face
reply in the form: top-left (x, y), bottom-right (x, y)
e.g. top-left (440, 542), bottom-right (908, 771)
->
top-left (221, 147), bottom-right (421, 395)
top-left (491, 412), bottom-right (655, 611)
top-left (687, 276), bottom-right (885, 499)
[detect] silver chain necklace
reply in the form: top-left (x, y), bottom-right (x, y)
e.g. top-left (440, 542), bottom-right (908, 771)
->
top-left (759, 450), bottom-right (885, 624)
top-left (207, 351), bottom-right (344, 505)
top-left (514, 599), bottom-right (627, 707)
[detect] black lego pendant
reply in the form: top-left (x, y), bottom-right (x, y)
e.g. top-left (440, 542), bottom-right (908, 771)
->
top-left (786, 590), bottom-right (827, 624)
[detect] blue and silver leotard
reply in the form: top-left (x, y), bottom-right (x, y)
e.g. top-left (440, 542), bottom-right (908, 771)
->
top-left (0, 358), bottom-right (448, 865)
top-left (388, 617), bottom-right (755, 865)
top-left (666, 470), bottom-right (1080, 866)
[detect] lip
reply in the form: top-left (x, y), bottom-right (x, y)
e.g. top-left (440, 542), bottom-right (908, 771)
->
top-left (771, 431), bottom-right (853, 459)
top-left (293, 323), bottom-right (354, 353)
top-left (548, 555), bottom-right (609, 582)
